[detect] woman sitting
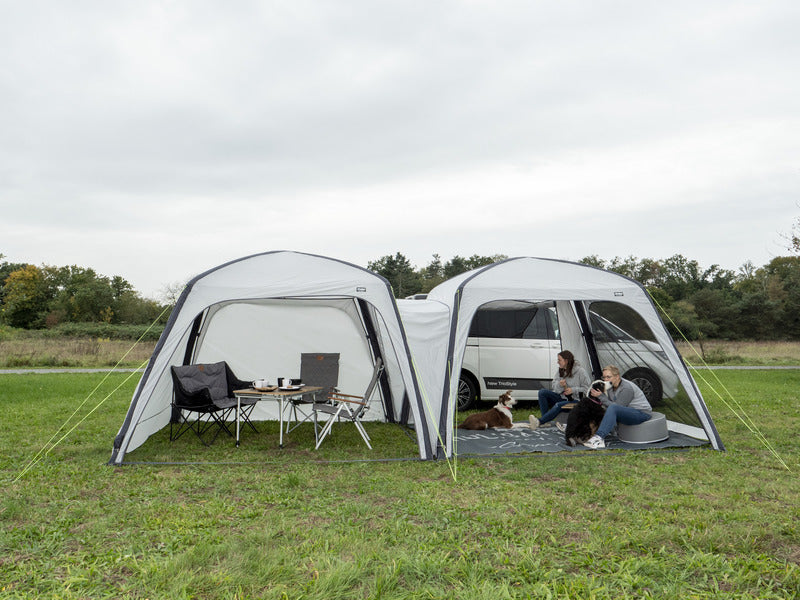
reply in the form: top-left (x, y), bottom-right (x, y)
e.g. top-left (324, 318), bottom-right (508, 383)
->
top-left (529, 350), bottom-right (590, 430)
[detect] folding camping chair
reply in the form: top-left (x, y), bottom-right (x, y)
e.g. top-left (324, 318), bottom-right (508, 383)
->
top-left (286, 352), bottom-right (340, 436)
top-left (170, 362), bottom-right (255, 445)
top-left (313, 358), bottom-right (384, 450)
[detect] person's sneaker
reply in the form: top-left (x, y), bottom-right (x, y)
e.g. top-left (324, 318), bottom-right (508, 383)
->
top-left (583, 435), bottom-right (605, 449)
top-left (528, 415), bottom-right (540, 430)
top-left (555, 421), bottom-right (566, 433)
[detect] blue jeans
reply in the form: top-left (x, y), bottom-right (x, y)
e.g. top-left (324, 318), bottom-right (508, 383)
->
top-left (596, 404), bottom-right (651, 438)
top-left (538, 389), bottom-right (571, 424)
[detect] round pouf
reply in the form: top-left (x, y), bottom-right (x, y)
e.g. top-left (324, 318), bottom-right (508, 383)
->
top-left (617, 412), bottom-right (668, 444)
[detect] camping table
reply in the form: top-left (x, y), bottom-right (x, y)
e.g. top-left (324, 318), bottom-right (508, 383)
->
top-left (232, 386), bottom-right (323, 447)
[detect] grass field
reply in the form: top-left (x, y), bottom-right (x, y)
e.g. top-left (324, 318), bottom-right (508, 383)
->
top-left (1, 368), bottom-right (799, 598)
top-left (0, 337), bottom-right (154, 368)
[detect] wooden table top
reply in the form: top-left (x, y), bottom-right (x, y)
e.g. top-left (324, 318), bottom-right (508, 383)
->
top-left (233, 385), bottom-right (323, 397)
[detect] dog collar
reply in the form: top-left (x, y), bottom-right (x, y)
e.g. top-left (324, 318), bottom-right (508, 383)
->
top-left (589, 396), bottom-right (603, 405)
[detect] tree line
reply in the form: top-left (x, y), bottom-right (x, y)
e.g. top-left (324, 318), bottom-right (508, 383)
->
top-left (3, 250), bottom-right (800, 341)
top-left (368, 252), bottom-right (800, 341)
top-left (0, 255), bottom-right (169, 330)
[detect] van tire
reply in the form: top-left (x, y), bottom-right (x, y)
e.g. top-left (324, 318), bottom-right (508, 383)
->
top-left (457, 373), bottom-right (479, 411)
top-left (624, 367), bottom-right (662, 406)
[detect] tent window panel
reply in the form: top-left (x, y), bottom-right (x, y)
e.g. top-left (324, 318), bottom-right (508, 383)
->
top-left (469, 308), bottom-right (536, 339)
top-left (586, 300), bottom-right (701, 427)
top-left (590, 301), bottom-right (656, 342)
top-left (524, 304), bottom-right (559, 341)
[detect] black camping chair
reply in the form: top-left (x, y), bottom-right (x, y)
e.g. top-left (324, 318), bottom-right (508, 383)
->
top-left (170, 361), bottom-right (253, 445)
top-left (313, 358), bottom-right (383, 450)
top-left (286, 352), bottom-right (340, 436)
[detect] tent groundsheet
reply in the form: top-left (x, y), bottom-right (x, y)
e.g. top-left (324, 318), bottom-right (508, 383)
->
top-left (455, 426), bottom-right (708, 456)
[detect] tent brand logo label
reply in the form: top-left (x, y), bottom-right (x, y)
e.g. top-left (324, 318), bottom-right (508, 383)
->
top-left (356, 286), bottom-right (367, 292)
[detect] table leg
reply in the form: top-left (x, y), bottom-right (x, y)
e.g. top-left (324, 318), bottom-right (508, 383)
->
top-left (236, 396), bottom-right (241, 447)
top-left (279, 398), bottom-right (284, 448)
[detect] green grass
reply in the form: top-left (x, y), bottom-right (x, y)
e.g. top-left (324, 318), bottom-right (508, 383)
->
top-left (1, 370), bottom-right (799, 598)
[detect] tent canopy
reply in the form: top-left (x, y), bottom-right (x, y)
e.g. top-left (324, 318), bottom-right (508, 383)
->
top-left (410, 256), bottom-right (722, 457)
top-left (110, 251), bottom-right (436, 464)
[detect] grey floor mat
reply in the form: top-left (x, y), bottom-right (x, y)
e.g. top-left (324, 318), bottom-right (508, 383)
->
top-left (454, 425), bottom-right (708, 455)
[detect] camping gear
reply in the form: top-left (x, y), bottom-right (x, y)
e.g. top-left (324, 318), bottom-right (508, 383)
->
top-left (169, 361), bottom-right (251, 445)
top-left (285, 352), bottom-right (341, 436)
top-left (617, 412), bottom-right (670, 444)
top-left (314, 358), bottom-right (385, 450)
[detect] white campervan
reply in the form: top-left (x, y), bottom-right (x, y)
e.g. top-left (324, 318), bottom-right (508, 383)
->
top-left (457, 300), bottom-right (678, 410)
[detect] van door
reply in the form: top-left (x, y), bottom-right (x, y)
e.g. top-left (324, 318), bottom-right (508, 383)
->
top-left (471, 301), bottom-right (561, 400)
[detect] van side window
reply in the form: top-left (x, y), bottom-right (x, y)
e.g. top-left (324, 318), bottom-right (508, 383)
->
top-left (469, 302), bottom-right (561, 341)
top-left (469, 308), bottom-right (536, 339)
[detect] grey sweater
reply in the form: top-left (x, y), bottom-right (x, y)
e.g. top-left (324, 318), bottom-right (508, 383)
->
top-left (549, 365), bottom-right (591, 399)
top-left (600, 378), bottom-right (652, 412)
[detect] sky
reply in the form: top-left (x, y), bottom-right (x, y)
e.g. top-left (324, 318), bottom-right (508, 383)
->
top-left (2, 1), bottom-right (798, 300)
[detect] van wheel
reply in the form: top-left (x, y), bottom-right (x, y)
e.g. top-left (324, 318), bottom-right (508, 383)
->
top-left (457, 374), bottom-right (478, 411)
top-left (624, 368), bottom-right (662, 406)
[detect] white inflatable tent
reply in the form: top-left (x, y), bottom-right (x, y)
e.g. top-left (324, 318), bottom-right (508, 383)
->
top-left (420, 257), bottom-right (723, 458)
top-left (110, 251), bottom-right (437, 464)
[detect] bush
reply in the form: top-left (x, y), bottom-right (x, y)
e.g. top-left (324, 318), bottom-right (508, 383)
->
top-left (47, 322), bottom-right (165, 341)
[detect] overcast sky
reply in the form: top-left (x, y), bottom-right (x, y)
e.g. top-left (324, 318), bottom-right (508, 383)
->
top-left (2, 1), bottom-right (798, 299)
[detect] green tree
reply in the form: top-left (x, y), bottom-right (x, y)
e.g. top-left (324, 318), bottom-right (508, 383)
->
top-left (658, 254), bottom-right (704, 301)
top-left (419, 254), bottom-right (446, 293)
top-left (691, 288), bottom-right (739, 339)
top-left (48, 266), bottom-right (116, 323)
top-left (367, 253), bottom-right (422, 298)
top-left (0, 255), bottom-right (30, 306)
top-left (1, 265), bottom-right (53, 328)
top-left (764, 256), bottom-right (800, 338)
top-left (579, 255), bottom-right (606, 269)
top-left (661, 299), bottom-right (702, 340)
top-left (443, 254), bottom-right (507, 278)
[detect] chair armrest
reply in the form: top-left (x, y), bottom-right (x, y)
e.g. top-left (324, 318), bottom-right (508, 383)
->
top-left (224, 363), bottom-right (252, 395)
top-left (327, 393), bottom-right (366, 406)
top-left (329, 392), bottom-right (364, 400)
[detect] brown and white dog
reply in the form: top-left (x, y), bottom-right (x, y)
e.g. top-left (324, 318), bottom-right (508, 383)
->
top-left (457, 391), bottom-right (528, 430)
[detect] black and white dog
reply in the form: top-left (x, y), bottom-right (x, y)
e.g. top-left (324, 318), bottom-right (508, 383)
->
top-left (564, 380), bottom-right (610, 446)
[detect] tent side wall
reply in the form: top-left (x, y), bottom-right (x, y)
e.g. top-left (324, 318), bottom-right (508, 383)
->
top-left (396, 299), bottom-right (453, 455)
